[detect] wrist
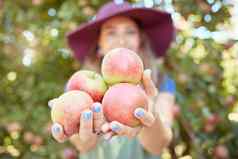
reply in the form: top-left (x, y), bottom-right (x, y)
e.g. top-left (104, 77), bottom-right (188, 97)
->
top-left (70, 135), bottom-right (98, 154)
top-left (80, 138), bottom-right (98, 154)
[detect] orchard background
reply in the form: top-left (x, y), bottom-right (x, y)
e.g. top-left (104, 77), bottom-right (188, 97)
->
top-left (0, 0), bottom-right (238, 158)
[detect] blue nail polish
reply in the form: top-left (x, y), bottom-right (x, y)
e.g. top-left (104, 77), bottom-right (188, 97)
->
top-left (83, 111), bottom-right (92, 120)
top-left (135, 108), bottom-right (145, 118)
top-left (93, 103), bottom-right (101, 113)
top-left (52, 124), bottom-right (61, 134)
top-left (111, 123), bottom-right (120, 132)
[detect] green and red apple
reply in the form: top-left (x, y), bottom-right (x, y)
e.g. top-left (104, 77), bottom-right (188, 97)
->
top-left (101, 48), bottom-right (144, 85)
top-left (50, 90), bottom-right (93, 137)
top-left (66, 70), bottom-right (108, 102)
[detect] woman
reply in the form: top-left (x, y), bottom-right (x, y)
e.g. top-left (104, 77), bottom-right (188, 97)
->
top-left (50, 1), bottom-right (176, 158)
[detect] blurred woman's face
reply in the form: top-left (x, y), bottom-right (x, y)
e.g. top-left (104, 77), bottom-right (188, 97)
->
top-left (98, 16), bottom-right (141, 56)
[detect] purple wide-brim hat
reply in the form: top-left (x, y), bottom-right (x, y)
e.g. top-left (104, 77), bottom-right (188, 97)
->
top-left (66, 1), bottom-right (175, 62)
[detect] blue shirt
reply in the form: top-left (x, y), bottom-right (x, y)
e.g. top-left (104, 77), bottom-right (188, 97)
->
top-left (159, 75), bottom-right (176, 95)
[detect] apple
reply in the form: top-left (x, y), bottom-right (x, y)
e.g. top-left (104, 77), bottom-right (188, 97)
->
top-left (214, 145), bottom-right (229, 159)
top-left (50, 90), bottom-right (93, 137)
top-left (102, 83), bottom-right (148, 127)
top-left (66, 70), bottom-right (108, 102)
top-left (101, 48), bottom-right (144, 85)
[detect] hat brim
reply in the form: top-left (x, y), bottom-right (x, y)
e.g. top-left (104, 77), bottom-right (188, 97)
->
top-left (66, 7), bottom-right (175, 62)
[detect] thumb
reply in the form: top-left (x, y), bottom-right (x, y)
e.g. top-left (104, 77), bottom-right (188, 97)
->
top-left (142, 69), bottom-right (158, 97)
top-left (51, 123), bottom-right (67, 143)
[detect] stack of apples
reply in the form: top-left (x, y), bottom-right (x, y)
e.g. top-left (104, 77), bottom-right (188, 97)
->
top-left (50, 48), bottom-right (149, 138)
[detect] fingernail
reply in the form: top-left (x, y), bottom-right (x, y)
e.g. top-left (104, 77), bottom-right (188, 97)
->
top-left (111, 123), bottom-right (120, 132)
top-left (134, 108), bottom-right (145, 118)
top-left (52, 123), bottom-right (62, 134)
top-left (92, 103), bottom-right (101, 113)
top-left (83, 111), bottom-right (92, 120)
top-left (145, 69), bottom-right (151, 76)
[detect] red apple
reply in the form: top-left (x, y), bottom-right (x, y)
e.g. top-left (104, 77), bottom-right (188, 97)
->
top-left (50, 90), bottom-right (93, 137)
top-left (214, 145), bottom-right (229, 159)
top-left (23, 132), bottom-right (35, 144)
top-left (102, 83), bottom-right (148, 127)
top-left (204, 123), bottom-right (215, 133)
top-left (66, 70), bottom-right (108, 102)
top-left (206, 114), bottom-right (220, 125)
top-left (101, 48), bottom-right (144, 85)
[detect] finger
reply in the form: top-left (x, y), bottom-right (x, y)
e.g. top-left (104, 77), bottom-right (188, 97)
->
top-left (134, 108), bottom-right (155, 127)
top-left (51, 123), bottom-right (67, 143)
top-left (142, 69), bottom-right (158, 97)
top-left (79, 110), bottom-right (93, 141)
top-left (101, 122), bottom-right (110, 133)
top-left (110, 121), bottom-right (141, 138)
top-left (92, 102), bottom-right (105, 133)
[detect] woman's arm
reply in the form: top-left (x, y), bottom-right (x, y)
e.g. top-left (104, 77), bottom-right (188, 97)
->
top-left (138, 75), bottom-right (176, 155)
top-left (138, 92), bottom-right (175, 155)
top-left (99, 70), bottom-right (176, 155)
top-left (69, 133), bottom-right (98, 154)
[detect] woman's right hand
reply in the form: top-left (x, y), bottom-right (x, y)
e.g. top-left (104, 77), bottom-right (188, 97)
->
top-left (50, 102), bottom-right (105, 153)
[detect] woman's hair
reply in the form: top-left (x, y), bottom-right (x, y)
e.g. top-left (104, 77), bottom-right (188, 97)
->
top-left (81, 23), bottom-right (163, 87)
top-left (138, 30), bottom-right (162, 85)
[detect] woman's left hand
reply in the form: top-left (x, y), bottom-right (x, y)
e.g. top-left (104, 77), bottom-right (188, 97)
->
top-left (101, 69), bottom-right (158, 140)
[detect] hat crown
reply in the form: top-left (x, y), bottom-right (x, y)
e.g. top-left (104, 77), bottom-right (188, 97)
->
top-left (96, 1), bottom-right (132, 20)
